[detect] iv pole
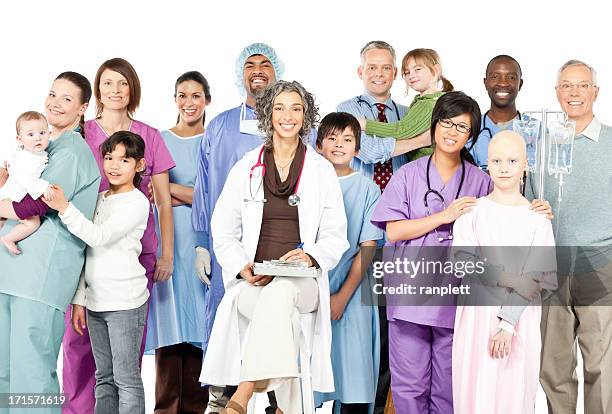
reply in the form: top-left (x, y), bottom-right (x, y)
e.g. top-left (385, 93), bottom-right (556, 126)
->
top-left (515, 109), bottom-right (570, 201)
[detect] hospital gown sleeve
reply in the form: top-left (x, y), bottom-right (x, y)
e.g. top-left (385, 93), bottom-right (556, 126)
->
top-left (358, 181), bottom-right (384, 244)
top-left (497, 218), bottom-right (556, 326)
top-left (302, 161), bottom-right (349, 272)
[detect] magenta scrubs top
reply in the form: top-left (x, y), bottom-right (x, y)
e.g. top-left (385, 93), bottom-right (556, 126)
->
top-left (84, 119), bottom-right (175, 260)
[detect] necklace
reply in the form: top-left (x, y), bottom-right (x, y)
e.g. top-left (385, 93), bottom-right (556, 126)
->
top-left (276, 158), bottom-right (292, 170)
top-left (274, 149), bottom-right (296, 180)
top-left (96, 117), bottom-right (132, 137)
top-left (275, 159), bottom-right (292, 180)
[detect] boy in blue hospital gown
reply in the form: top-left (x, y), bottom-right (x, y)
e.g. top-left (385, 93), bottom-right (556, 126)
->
top-left (314, 112), bottom-right (383, 414)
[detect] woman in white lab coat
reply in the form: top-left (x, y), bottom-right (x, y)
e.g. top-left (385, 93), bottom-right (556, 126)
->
top-left (200, 80), bottom-right (349, 414)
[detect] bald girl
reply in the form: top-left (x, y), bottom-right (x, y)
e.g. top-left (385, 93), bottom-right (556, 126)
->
top-left (488, 130), bottom-right (527, 161)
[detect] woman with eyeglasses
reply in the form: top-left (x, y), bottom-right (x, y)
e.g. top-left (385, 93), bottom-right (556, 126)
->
top-left (370, 91), bottom-right (492, 414)
top-left (370, 91), bottom-right (554, 413)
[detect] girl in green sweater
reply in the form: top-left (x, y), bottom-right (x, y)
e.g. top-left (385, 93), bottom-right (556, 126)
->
top-left (360, 48), bottom-right (453, 160)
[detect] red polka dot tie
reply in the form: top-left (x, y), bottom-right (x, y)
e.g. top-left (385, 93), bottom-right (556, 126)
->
top-left (373, 103), bottom-right (393, 192)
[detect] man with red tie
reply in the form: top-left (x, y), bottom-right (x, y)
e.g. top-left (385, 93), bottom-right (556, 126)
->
top-left (335, 41), bottom-right (431, 414)
top-left (337, 40), bottom-right (430, 192)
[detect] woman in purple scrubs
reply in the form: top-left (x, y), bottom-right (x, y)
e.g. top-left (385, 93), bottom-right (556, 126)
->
top-left (371, 92), bottom-right (491, 413)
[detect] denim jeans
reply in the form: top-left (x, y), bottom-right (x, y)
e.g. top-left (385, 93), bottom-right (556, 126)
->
top-left (87, 302), bottom-right (147, 414)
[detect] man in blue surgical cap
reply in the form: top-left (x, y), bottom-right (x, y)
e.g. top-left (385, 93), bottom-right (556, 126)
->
top-left (191, 42), bottom-right (283, 412)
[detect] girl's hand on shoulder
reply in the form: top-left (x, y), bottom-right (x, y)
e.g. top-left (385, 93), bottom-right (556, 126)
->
top-left (440, 196), bottom-right (476, 224)
top-left (43, 185), bottom-right (69, 214)
top-left (530, 199), bottom-right (553, 220)
top-left (154, 256), bottom-right (173, 282)
top-left (71, 304), bottom-right (87, 336)
top-left (489, 328), bottom-right (513, 359)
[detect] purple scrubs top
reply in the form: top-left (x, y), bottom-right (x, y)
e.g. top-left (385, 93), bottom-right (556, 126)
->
top-left (371, 155), bottom-right (492, 328)
top-left (84, 119), bottom-right (176, 258)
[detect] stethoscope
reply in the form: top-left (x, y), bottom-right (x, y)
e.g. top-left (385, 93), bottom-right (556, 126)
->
top-left (244, 145), bottom-right (306, 206)
top-left (356, 96), bottom-right (400, 120)
top-left (479, 110), bottom-right (522, 141)
top-left (423, 155), bottom-right (465, 242)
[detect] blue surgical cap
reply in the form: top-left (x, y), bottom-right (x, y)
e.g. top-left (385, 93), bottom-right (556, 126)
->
top-left (235, 42), bottom-right (284, 95)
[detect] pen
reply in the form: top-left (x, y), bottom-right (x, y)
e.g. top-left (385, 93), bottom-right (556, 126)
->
top-left (296, 242), bottom-right (304, 249)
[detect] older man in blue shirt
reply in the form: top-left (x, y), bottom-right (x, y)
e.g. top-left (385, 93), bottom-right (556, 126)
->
top-left (336, 41), bottom-right (431, 414)
top-left (337, 41), bottom-right (430, 192)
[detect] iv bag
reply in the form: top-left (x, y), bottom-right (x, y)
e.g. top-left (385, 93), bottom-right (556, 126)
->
top-left (547, 119), bottom-right (576, 176)
top-left (513, 118), bottom-right (541, 173)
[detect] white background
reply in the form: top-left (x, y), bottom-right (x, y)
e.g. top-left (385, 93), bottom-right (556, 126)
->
top-left (2, 0), bottom-right (598, 411)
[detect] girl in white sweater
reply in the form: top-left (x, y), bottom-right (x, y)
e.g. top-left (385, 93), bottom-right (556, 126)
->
top-left (45, 131), bottom-right (150, 414)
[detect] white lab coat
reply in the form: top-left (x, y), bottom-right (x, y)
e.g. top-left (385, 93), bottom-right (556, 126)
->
top-left (200, 143), bottom-right (349, 394)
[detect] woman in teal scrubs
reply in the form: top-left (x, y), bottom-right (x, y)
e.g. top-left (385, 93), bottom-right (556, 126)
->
top-left (0, 71), bottom-right (100, 414)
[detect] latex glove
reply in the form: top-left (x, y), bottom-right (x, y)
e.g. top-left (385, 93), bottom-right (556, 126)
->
top-left (195, 246), bottom-right (211, 285)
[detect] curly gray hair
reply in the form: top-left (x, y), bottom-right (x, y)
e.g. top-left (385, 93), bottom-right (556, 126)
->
top-left (256, 80), bottom-right (319, 147)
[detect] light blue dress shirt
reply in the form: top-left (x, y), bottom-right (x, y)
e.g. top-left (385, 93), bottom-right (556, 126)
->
top-left (337, 93), bottom-right (408, 180)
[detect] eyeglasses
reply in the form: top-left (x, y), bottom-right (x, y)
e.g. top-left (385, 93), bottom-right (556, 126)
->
top-left (556, 82), bottom-right (595, 92)
top-left (438, 119), bottom-right (471, 134)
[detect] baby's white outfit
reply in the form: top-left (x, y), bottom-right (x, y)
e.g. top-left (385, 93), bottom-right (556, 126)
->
top-left (0, 149), bottom-right (49, 202)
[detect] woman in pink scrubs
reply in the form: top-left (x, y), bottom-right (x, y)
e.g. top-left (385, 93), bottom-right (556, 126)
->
top-left (62, 57), bottom-right (175, 414)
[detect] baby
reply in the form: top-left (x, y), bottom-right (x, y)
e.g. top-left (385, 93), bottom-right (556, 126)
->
top-left (0, 111), bottom-right (53, 254)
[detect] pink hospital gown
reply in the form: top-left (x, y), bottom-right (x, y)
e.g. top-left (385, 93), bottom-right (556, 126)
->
top-left (451, 196), bottom-right (556, 414)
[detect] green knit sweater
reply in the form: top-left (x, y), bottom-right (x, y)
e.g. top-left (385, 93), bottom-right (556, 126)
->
top-left (365, 91), bottom-right (444, 139)
top-left (364, 91), bottom-right (443, 161)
